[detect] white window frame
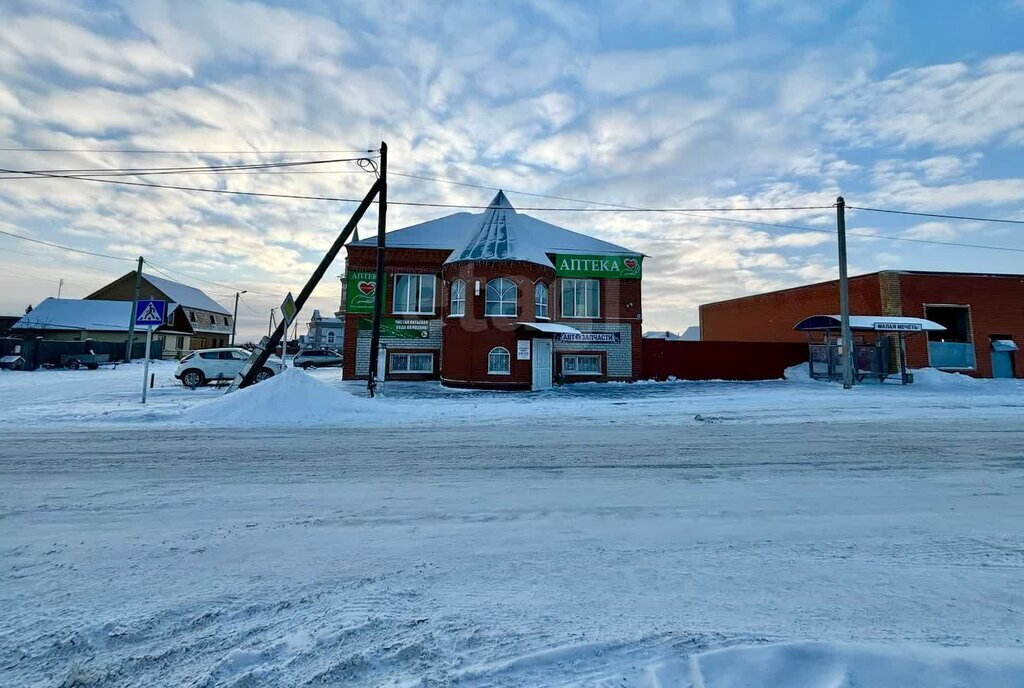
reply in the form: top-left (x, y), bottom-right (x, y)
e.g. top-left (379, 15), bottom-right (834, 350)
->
top-left (487, 346), bottom-right (511, 375)
top-left (485, 278), bottom-right (518, 317)
top-left (561, 279), bottom-right (600, 318)
top-left (389, 352), bottom-right (434, 374)
top-left (326, 331), bottom-right (336, 345)
top-left (562, 354), bottom-right (602, 376)
top-left (535, 282), bottom-right (549, 319)
top-left (450, 279), bottom-right (466, 317)
top-left (393, 274), bottom-right (435, 315)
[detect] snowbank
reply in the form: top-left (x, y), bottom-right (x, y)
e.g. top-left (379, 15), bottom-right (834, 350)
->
top-left (181, 368), bottom-right (392, 426)
top-left (689, 642), bottom-right (1024, 688)
top-left (912, 366), bottom-right (982, 388)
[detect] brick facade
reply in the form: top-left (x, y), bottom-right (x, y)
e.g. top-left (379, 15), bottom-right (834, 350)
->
top-left (343, 247), bottom-right (643, 386)
top-left (699, 270), bottom-right (1024, 378)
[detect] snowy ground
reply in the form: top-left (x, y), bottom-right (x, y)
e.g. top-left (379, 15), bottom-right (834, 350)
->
top-left (1, 364), bottom-right (1023, 685)
top-left (0, 358), bottom-right (1022, 429)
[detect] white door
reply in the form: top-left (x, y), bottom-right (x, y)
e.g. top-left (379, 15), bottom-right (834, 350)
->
top-left (532, 338), bottom-right (552, 390)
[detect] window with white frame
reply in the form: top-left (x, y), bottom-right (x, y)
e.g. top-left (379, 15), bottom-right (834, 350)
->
top-left (561, 279), bottom-right (599, 318)
top-left (535, 282), bottom-right (549, 318)
top-left (562, 354), bottom-right (602, 375)
top-left (485, 278), bottom-right (517, 317)
top-left (393, 274), bottom-right (435, 314)
top-left (326, 331), bottom-right (335, 345)
top-left (488, 346), bottom-right (511, 374)
top-left (450, 279), bottom-right (466, 317)
top-left (390, 352), bottom-right (434, 374)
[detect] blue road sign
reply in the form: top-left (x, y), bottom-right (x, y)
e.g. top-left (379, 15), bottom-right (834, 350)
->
top-left (135, 299), bottom-right (166, 327)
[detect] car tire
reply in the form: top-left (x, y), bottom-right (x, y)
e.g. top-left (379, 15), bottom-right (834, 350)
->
top-left (181, 369), bottom-right (205, 388)
top-left (254, 367), bottom-right (275, 382)
top-left (66, 359), bottom-right (81, 370)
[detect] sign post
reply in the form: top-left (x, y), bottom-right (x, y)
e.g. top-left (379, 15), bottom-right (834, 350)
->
top-left (280, 292), bottom-right (296, 369)
top-left (135, 299), bottom-right (165, 404)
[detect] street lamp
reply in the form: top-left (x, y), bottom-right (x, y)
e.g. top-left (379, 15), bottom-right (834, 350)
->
top-left (231, 290), bottom-right (247, 346)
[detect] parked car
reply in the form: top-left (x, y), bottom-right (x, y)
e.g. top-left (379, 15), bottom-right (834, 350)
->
top-left (175, 348), bottom-right (283, 387)
top-left (293, 349), bottom-right (344, 369)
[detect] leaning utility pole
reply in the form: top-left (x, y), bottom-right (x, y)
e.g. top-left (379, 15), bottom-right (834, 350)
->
top-left (125, 256), bottom-right (144, 362)
top-left (836, 196), bottom-right (854, 389)
top-left (231, 290), bottom-right (246, 346)
top-left (227, 155), bottom-right (384, 392)
top-left (367, 141), bottom-right (388, 398)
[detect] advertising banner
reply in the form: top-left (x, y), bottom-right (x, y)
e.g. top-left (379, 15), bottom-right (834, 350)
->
top-left (554, 254), bottom-right (642, 279)
top-left (345, 270), bottom-right (387, 313)
top-left (358, 318), bottom-right (431, 339)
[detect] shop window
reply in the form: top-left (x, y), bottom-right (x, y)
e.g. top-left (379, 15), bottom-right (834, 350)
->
top-left (390, 352), bottom-right (434, 373)
top-left (488, 346), bottom-right (510, 374)
top-left (485, 278), bottom-right (517, 317)
top-left (562, 354), bottom-right (602, 375)
top-left (394, 274), bottom-right (435, 314)
top-left (450, 279), bottom-right (466, 317)
top-left (561, 279), bottom-right (599, 318)
top-left (535, 282), bottom-right (549, 319)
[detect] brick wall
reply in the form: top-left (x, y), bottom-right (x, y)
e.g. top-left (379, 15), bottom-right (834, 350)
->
top-left (898, 273), bottom-right (1024, 377)
top-left (699, 274), bottom-right (883, 342)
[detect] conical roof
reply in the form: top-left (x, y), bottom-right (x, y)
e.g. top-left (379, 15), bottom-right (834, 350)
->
top-left (443, 191), bottom-right (554, 267)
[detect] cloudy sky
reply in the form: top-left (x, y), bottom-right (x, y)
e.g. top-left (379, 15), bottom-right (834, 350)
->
top-left (1, 0), bottom-right (1023, 339)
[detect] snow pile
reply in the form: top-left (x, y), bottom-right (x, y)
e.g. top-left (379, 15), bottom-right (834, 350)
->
top-left (783, 363), bottom-right (814, 383)
top-left (912, 366), bottom-right (982, 388)
top-left (689, 642), bottom-right (1024, 688)
top-left (181, 368), bottom-right (392, 426)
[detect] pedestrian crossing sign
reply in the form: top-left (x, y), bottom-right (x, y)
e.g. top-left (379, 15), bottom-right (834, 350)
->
top-left (135, 299), bottom-right (166, 326)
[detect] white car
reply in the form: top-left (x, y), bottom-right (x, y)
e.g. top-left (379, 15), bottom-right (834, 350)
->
top-left (174, 348), bottom-right (283, 387)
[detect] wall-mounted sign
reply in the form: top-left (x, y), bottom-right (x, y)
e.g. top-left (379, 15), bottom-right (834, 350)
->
top-left (517, 340), bottom-right (531, 360)
top-left (358, 318), bottom-right (430, 339)
top-left (345, 270), bottom-right (387, 314)
top-left (555, 254), bottom-right (642, 279)
top-left (874, 322), bottom-right (922, 332)
top-left (555, 331), bottom-right (621, 344)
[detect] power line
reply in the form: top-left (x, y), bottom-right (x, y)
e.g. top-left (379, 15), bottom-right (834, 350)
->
top-left (0, 168), bottom-right (834, 212)
top-left (848, 205), bottom-right (1024, 225)
top-left (0, 228), bottom-right (133, 261)
top-left (0, 146), bottom-right (379, 154)
top-left (144, 260), bottom-right (278, 297)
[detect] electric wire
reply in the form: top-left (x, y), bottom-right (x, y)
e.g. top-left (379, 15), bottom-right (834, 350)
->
top-left (0, 147), bottom-right (380, 154)
top-left (847, 205), bottom-right (1024, 225)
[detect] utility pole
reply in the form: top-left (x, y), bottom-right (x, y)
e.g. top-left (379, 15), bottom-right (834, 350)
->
top-left (268, 309), bottom-right (276, 337)
top-left (367, 140), bottom-right (388, 398)
top-left (836, 196), bottom-right (854, 389)
top-left (125, 256), bottom-right (143, 363)
top-left (57, 278), bottom-right (64, 299)
top-left (231, 290), bottom-right (246, 346)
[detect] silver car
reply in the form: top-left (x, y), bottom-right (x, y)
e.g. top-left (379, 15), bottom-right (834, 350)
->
top-left (293, 349), bottom-right (344, 370)
top-left (174, 348), bottom-right (283, 387)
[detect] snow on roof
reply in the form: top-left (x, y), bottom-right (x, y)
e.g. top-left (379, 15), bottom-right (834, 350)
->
top-left (142, 273), bottom-right (230, 315)
top-left (445, 191), bottom-right (553, 267)
top-left (794, 315), bottom-right (946, 332)
top-left (12, 298), bottom-right (132, 332)
top-left (352, 191), bottom-right (640, 262)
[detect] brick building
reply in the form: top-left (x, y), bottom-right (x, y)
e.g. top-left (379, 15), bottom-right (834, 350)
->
top-left (341, 191), bottom-right (644, 389)
top-left (699, 270), bottom-right (1023, 378)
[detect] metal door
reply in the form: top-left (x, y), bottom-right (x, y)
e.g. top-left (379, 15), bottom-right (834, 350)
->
top-left (992, 351), bottom-right (1015, 378)
top-left (532, 338), bottom-right (552, 390)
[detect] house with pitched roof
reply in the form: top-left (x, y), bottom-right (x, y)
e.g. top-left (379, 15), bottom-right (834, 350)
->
top-left (342, 191), bottom-right (644, 389)
top-left (86, 271), bottom-right (233, 358)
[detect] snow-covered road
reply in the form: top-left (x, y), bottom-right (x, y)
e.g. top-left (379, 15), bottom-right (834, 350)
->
top-left (2, 421), bottom-right (1023, 686)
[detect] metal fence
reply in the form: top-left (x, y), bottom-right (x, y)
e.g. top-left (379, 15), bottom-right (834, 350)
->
top-left (0, 337), bottom-right (163, 370)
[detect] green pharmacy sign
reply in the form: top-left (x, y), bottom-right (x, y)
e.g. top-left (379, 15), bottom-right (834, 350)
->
top-left (555, 254), bottom-right (642, 279)
top-left (345, 270), bottom-right (387, 313)
top-left (358, 318), bottom-right (431, 339)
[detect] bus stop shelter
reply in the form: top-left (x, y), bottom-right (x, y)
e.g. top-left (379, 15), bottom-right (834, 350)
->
top-left (794, 315), bottom-right (945, 384)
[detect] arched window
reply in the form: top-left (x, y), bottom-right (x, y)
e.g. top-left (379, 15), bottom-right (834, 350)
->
top-left (450, 279), bottom-right (466, 317)
top-left (488, 346), bottom-right (511, 374)
top-left (327, 331), bottom-right (336, 345)
top-left (485, 278), bottom-right (517, 316)
top-left (535, 282), bottom-right (549, 319)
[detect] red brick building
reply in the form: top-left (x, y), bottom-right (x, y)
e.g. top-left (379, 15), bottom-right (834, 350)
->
top-left (699, 270), bottom-right (1023, 378)
top-left (341, 191), bottom-right (644, 389)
